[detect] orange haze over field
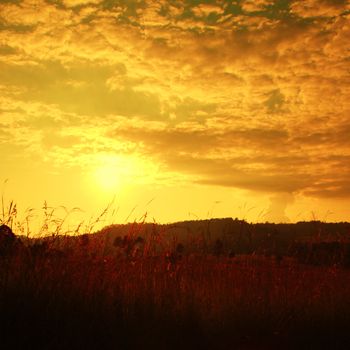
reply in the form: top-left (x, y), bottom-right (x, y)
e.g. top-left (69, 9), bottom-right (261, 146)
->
top-left (1, 0), bottom-right (350, 227)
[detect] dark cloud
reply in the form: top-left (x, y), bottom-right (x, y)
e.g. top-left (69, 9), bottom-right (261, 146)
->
top-left (108, 127), bottom-right (219, 152)
top-left (172, 97), bottom-right (217, 122)
top-left (292, 123), bottom-right (350, 147)
top-left (0, 44), bottom-right (17, 55)
top-left (265, 89), bottom-right (285, 113)
top-left (110, 125), bottom-right (290, 153)
top-left (107, 120), bottom-right (350, 198)
top-left (0, 21), bottom-right (35, 33)
top-left (108, 125), bottom-right (316, 193)
top-left (169, 154), bottom-right (312, 193)
top-left (0, 60), bottom-right (163, 119)
top-left (305, 179), bottom-right (350, 198)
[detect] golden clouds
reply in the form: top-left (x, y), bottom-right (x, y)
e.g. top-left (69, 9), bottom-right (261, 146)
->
top-left (0, 2), bottom-right (37, 26)
top-left (63, 0), bottom-right (102, 7)
top-left (290, 0), bottom-right (350, 18)
top-left (0, 0), bottom-right (350, 223)
top-left (241, 0), bottom-right (275, 13)
top-left (0, 0), bottom-right (73, 27)
top-left (191, 3), bottom-right (225, 17)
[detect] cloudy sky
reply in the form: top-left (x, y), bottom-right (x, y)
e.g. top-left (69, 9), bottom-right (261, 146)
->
top-left (1, 0), bottom-right (350, 226)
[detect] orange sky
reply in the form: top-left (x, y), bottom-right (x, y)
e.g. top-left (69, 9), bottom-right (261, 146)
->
top-left (1, 0), bottom-right (350, 230)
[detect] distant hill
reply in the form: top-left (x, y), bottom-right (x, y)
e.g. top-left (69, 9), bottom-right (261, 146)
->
top-left (95, 218), bottom-right (350, 256)
top-left (10, 218), bottom-right (350, 266)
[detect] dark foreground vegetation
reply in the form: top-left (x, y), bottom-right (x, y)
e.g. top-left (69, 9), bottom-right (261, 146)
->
top-left (1, 219), bottom-right (350, 349)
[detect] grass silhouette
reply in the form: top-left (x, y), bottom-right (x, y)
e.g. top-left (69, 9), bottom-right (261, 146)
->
top-left (1, 201), bottom-right (350, 349)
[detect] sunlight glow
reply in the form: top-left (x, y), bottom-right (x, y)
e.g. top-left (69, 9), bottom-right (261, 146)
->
top-left (93, 163), bottom-right (120, 192)
top-left (89, 153), bottom-right (158, 196)
top-left (90, 155), bottom-right (139, 193)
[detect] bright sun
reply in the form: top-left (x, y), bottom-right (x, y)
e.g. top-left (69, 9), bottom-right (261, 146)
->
top-left (90, 154), bottom-right (154, 194)
top-left (90, 155), bottom-right (136, 193)
top-left (94, 163), bottom-right (121, 192)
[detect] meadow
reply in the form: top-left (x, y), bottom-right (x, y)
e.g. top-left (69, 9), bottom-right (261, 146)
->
top-left (1, 203), bottom-right (350, 349)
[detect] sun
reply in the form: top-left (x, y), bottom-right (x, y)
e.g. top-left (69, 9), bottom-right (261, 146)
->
top-left (88, 153), bottom-right (159, 196)
top-left (93, 163), bottom-right (121, 192)
top-left (89, 153), bottom-right (155, 194)
top-left (90, 155), bottom-right (137, 193)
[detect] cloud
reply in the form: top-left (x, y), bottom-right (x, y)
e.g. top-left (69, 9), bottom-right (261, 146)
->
top-left (0, 0), bottom-right (349, 203)
top-left (107, 124), bottom-right (313, 194)
top-left (241, 0), bottom-right (275, 13)
top-left (63, 0), bottom-right (102, 7)
top-left (264, 193), bottom-right (295, 223)
top-left (0, 45), bottom-right (17, 56)
top-left (264, 89), bottom-right (285, 113)
top-left (0, 60), bottom-right (163, 118)
top-left (192, 3), bottom-right (225, 17)
top-left (106, 115), bottom-right (350, 198)
top-left (290, 0), bottom-right (350, 18)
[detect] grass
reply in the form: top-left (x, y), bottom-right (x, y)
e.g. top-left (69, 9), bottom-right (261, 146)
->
top-left (1, 201), bottom-right (350, 349)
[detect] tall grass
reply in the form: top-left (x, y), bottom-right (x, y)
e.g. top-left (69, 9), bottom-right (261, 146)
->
top-left (1, 200), bottom-right (350, 349)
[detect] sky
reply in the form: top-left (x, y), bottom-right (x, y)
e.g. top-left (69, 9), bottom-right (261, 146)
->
top-left (1, 0), bottom-right (350, 229)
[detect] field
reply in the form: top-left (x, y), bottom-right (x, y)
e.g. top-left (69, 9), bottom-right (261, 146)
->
top-left (1, 213), bottom-right (350, 349)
